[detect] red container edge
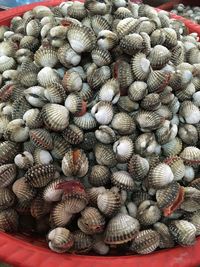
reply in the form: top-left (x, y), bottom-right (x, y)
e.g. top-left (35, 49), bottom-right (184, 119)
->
top-left (0, 1), bottom-right (200, 266)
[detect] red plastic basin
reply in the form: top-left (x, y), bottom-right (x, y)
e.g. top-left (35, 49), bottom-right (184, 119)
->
top-left (0, 1), bottom-right (200, 266)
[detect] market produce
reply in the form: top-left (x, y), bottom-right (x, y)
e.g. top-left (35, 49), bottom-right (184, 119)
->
top-left (0, 0), bottom-right (200, 256)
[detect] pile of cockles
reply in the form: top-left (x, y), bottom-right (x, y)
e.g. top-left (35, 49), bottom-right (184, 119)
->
top-left (171, 4), bottom-right (200, 24)
top-left (0, 0), bottom-right (200, 256)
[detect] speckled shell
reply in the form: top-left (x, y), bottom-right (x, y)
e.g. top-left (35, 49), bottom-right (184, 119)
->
top-left (130, 229), bottom-right (160, 254)
top-left (111, 171), bottom-right (135, 191)
top-left (62, 124), bottom-right (84, 145)
top-left (0, 163), bottom-right (17, 187)
top-left (0, 209), bottom-right (18, 232)
top-left (78, 207), bottom-right (105, 234)
top-left (89, 165), bottom-right (110, 186)
top-left (104, 213), bottom-right (140, 244)
top-left (73, 230), bottom-right (93, 253)
top-left (24, 164), bottom-right (56, 188)
top-left (12, 177), bottom-right (36, 202)
top-left (168, 220), bottom-right (196, 246)
top-left (62, 148), bottom-right (89, 178)
top-left (97, 191), bottom-right (121, 217)
top-left (48, 227), bottom-right (74, 253)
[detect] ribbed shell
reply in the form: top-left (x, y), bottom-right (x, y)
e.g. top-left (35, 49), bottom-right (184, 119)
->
top-left (0, 141), bottom-right (21, 165)
top-left (180, 146), bottom-right (200, 166)
top-left (50, 202), bottom-right (73, 227)
top-left (94, 143), bottom-right (117, 167)
top-left (137, 200), bottom-right (161, 226)
top-left (89, 165), bottom-right (110, 186)
top-left (29, 128), bottom-right (53, 150)
top-left (111, 171), bottom-right (135, 191)
top-left (0, 209), bottom-right (18, 232)
top-left (48, 227), bottom-right (74, 253)
top-left (164, 156), bottom-right (185, 181)
top-left (162, 137), bottom-right (183, 157)
top-left (119, 33), bottom-right (144, 55)
top-left (43, 178), bottom-right (64, 202)
top-left (91, 101), bottom-right (114, 125)
top-left (168, 220), bottom-right (196, 246)
top-left (0, 188), bottom-right (15, 210)
top-left (131, 53), bottom-right (150, 81)
top-left (73, 112), bottom-right (97, 130)
top-left (86, 186), bottom-right (107, 207)
top-left (62, 124), bottom-right (84, 145)
top-left (23, 108), bottom-right (43, 129)
top-left (44, 82), bottom-right (66, 104)
top-left (24, 164), bottom-right (56, 188)
top-left (95, 125), bottom-right (116, 144)
top-left (91, 48), bottom-right (112, 67)
top-left (135, 111), bottom-right (164, 132)
top-left (42, 104), bottom-right (69, 132)
top-left (147, 70), bottom-right (171, 93)
top-left (51, 133), bottom-right (71, 160)
top-left (12, 177), bottom-right (37, 202)
top-left (62, 148), bottom-right (89, 178)
top-left (31, 194), bottom-right (52, 219)
top-left (104, 213), bottom-right (140, 244)
top-left (111, 112), bottom-right (136, 135)
top-left (67, 25), bottom-right (96, 53)
top-left (128, 154), bottom-right (149, 181)
top-left (130, 229), bottom-right (160, 254)
top-left (73, 230), bottom-right (93, 253)
top-left (97, 191), bottom-right (121, 217)
top-left (0, 163), bottom-right (17, 187)
top-left (148, 45), bottom-right (171, 69)
top-left (34, 47), bottom-right (58, 68)
top-left (78, 207), bottom-right (105, 235)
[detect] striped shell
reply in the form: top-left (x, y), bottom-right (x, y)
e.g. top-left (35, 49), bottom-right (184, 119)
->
top-left (0, 164), bottom-right (17, 187)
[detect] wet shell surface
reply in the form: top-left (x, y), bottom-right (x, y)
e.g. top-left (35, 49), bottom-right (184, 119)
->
top-left (0, 0), bottom-right (200, 257)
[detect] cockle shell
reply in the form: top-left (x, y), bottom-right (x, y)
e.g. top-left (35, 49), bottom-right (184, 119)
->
top-left (97, 191), bottom-right (121, 217)
top-left (50, 202), bottom-right (73, 227)
top-left (140, 93), bottom-right (161, 111)
top-left (111, 112), bottom-right (136, 135)
top-left (67, 1), bottom-right (87, 20)
top-left (94, 143), bottom-right (117, 167)
top-left (12, 177), bottom-right (37, 202)
top-left (91, 101), bottom-right (113, 125)
top-left (34, 46), bottom-right (58, 68)
top-left (43, 179), bottom-right (64, 203)
top-left (51, 133), bottom-right (71, 160)
top-left (95, 125), bottom-right (116, 144)
top-left (168, 220), bottom-right (196, 246)
top-left (113, 136), bottom-right (134, 163)
top-left (74, 230), bottom-right (94, 253)
top-left (62, 71), bottom-right (83, 93)
top-left (48, 227), bottom-right (74, 253)
top-left (0, 188), bottom-right (15, 210)
top-left (84, 0), bottom-right (111, 15)
top-left (135, 111), bottom-right (164, 132)
top-left (111, 171), bottom-right (135, 191)
top-left (180, 146), bottom-right (200, 166)
top-left (179, 101), bottom-right (200, 124)
top-left (58, 44), bottom-right (81, 68)
top-left (14, 151), bottom-right (34, 169)
top-left (154, 222), bottom-right (174, 249)
top-left (29, 128), bottom-right (53, 150)
top-left (25, 164), bottom-right (56, 188)
top-left (37, 67), bottom-right (60, 87)
top-left (24, 86), bottom-right (47, 108)
top-left (42, 104), bottom-right (69, 132)
top-left (31, 194), bottom-right (52, 219)
top-left (62, 148), bottom-right (89, 178)
top-left (0, 163), bottom-right (16, 187)
top-left (62, 124), bottom-right (84, 145)
top-left (128, 154), bottom-right (149, 181)
top-left (148, 45), bottom-right (171, 69)
top-left (162, 137), bottom-right (183, 157)
top-left (97, 30), bottom-right (118, 50)
top-left (33, 148), bottom-right (53, 165)
top-left (86, 186), bottom-right (107, 207)
top-left (0, 209), bottom-right (18, 232)
top-left (67, 25), bottom-right (96, 53)
top-left (65, 93), bottom-right (85, 115)
top-left (91, 48), bottom-right (112, 67)
top-left (131, 53), bottom-right (150, 81)
top-left (156, 182), bottom-right (184, 216)
top-left (164, 156), bottom-right (185, 181)
top-left (99, 79), bottom-right (120, 104)
top-left (78, 207), bottom-right (105, 235)
top-left (4, 119), bottom-right (29, 142)
top-left (23, 108), bottom-right (43, 129)
top-left (130, 229), bottom-right (160, 254)
top-left (148, 163), bottom-right (174, 189)
top-left (147, 70), bottom-right (171, 93)
top-left (74, 112), bottom-right (97, 130)
top-left (128, 81), bottom-right (148, 101)
top-left (104, 213), bottom-right (140, 244)
top-left (137, 200), bottom-right (161, 226)
top-left (0, 141), bottom-right (21, 165)
top-left (89, 165), bottom-right (110, 186)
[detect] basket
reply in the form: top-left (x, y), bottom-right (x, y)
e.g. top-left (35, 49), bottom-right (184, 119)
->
top-left (0, 1), bottom-right (200, 266)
